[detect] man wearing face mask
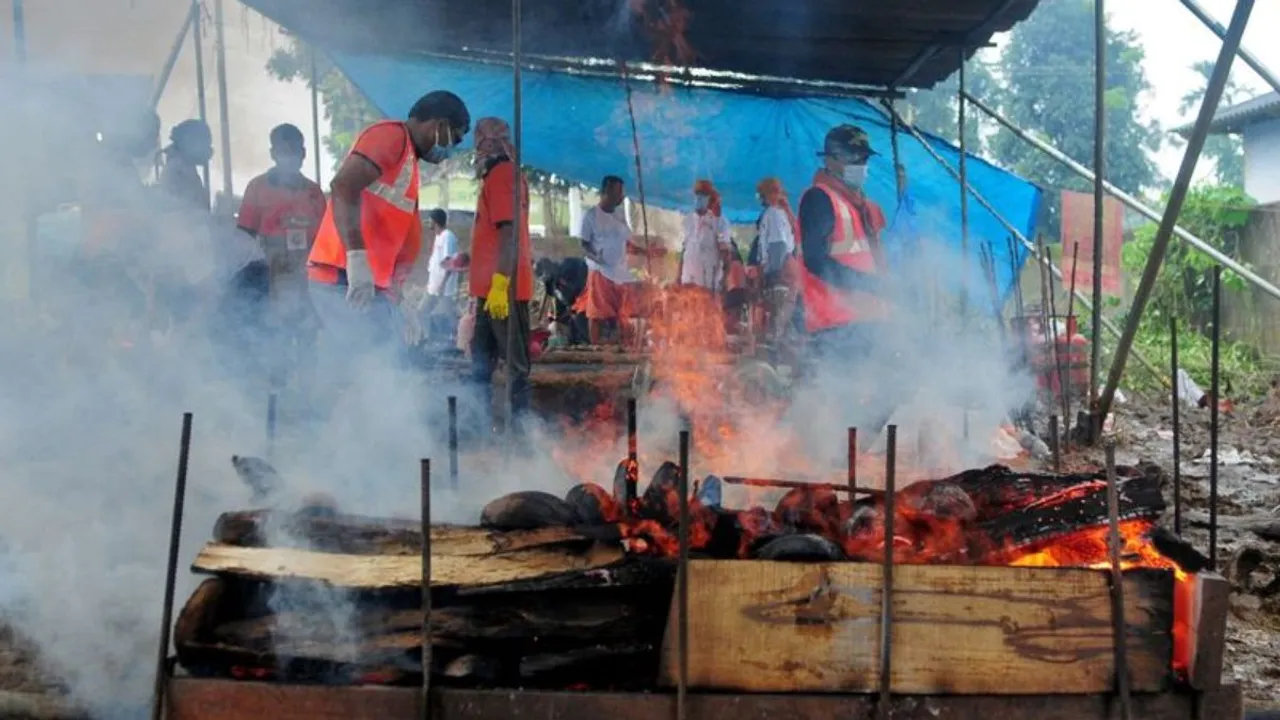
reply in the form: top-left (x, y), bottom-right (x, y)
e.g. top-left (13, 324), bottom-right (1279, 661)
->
top-left (797, 125), bottom-right (897, 429)
top-left (232, 123), bottom-right (327, 386)
top-left (307, 91), bottom-right (469, 376)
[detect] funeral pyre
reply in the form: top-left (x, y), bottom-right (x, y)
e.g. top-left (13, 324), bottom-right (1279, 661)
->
top-left (175, 456), bottom-right (1214, 692)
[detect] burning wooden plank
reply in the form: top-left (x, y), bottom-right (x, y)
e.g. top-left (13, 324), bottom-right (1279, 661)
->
top-left (190, 541), bottom-right (624, 590)
top-left (658, 560), bottom-right (1175, 695)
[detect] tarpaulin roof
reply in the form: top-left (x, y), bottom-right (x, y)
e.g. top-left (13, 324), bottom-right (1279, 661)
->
top-left (334, 53), bottom-right (1041, 303)
top-left (243, 0), bottom-right (1042, 90)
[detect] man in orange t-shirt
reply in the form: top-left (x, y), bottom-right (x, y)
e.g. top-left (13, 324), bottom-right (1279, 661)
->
top-left (468, 117), bottom-right (534, 433)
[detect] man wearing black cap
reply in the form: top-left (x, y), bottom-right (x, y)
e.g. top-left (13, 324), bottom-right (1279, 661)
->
top-left (796, 124), bottom-right (897, 430)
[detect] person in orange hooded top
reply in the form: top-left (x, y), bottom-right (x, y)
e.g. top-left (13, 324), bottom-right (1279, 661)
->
top-left (748, 177), bottom-right (802, 341)
top-left (306, 91), bottom-right (469, 377)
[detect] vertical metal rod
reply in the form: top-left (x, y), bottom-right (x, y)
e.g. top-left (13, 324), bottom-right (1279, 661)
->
top-left (627, 397), bottom-right (639, 509)
top-left (1170, 316), bottom-right (1183, 535)
top-left (1044, 245), bottom-right (1069, 427)
top-left (1098, 0), bottom-right (1254, 422)
top-left (12, 0), bottom-right (26, 63)
top-left (213, 0), bottom-right (233, 201)
top-left (1090, 0), bottom-right (1107, 415)
top-left (620, 64), bottom-right (654, 277)
top-left (151, 4), bottom-right (196, 109)
top-left (191, 0), bottom-right (210, 199)
top-left (1209, 266), bottom-right (1222, 569)
top-left (847, 427), bottom-right (858, 496)
top-left (447, 397), bottom-right (459, 491)
top-left (1049, 415), bottom-right (1061, 472)
top-left (888, 100), bottom-right (905, 205)
top-left (420, 459), bottom-right (432, 720)
top-left (957, 49), bottom-right (971, 319)
top-left (1064, 242), bottom-right (1081, 447)
top-left (505, 0), bottom-right (523, 435)
top-left (266, 393), bottom-right (277, 461)
top-left (1007, 237), bottom-right (1026, 323)
top-left (1104, 443), bottom-right (1133, 720)
top-left (309, 46), bottom-right (323, 185)
top-left (963, 411), bottom-right (970, 441)
top-left (877, 424), bottom-right (898, 720)
top-left (676, 430), bottom-right (691, 720)
top-left (151, 412), bottom-right (193, 720)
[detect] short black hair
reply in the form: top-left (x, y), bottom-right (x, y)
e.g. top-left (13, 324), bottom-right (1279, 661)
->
top-left (602, 175), bottom-right (625, 192)
top-left (408, 91), bottom-right (470, 133)
top-left (426, 208), bottom-right (448, 227)
top-left (270, 123), bottom-right (305, 150)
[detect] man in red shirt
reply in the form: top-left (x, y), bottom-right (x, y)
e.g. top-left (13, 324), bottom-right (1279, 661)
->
top-left (234, 123), bottom-right (328, 385)
top-left (469, 117), bottom-right (533, 435)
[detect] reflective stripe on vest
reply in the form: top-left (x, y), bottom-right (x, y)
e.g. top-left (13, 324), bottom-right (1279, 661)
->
top-left (366, 153), bottom-right (418, 214)
top-left (815, 184), bottom-right (871, 258)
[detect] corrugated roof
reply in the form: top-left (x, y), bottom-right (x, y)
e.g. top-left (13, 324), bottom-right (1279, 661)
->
top-left (1172, 91), bottom-right (1280, 136)
top-left (239, 0), bottom-right (1043, 92)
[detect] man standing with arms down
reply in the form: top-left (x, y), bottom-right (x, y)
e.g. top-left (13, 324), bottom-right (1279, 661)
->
top-left (580, 175), bottom-right (640, 345)
top-left (468, 117), bottom-right (534, 435)
top-left (797, 124), bottom-right (896, 433)
top-left (307, 91), bottom-right (470, 375)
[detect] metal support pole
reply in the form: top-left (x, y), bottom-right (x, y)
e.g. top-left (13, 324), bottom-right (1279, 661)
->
top-left (1104, 444), bottom-right (1133, 720)
top-left (151, 412), bottom-right (193, 720)
top-left (888, 102), bottom-right (905, 205)
top-left (676, 430), bottom-right (691, 720)
top-left (847, 427), bottom-right (858, 496)
top-left (1171, 316), bottom-right (1182, 535)
top-left (1209, 266), bottom-right (1222, 569)
top-left (1090, 0), bottom-right (1107, 419)
top-left (627, 397), bottom-right (639, 508)
top-left (266, 393), bottom-right (277, 462)
top-left (1049, 415), bottom-right (1061, 472)
top-left (880, 102), bottom-right (1168, 386)
top-left (1178, 0), bottom-right (1280, 98)
top-left (506, 0), bottom-right (523, 435)
top-left (151, 4), bottom-right (196, 109)
top-left (877, 424), bottom-right (897, 720)
top-left (309, 46), bottom-right (323, 185)
top-left (213, 0), bottom-right (233, 201)
top-left (1098, 0), bottom-right (1254, 424)
top-left (447, 397), bottom-right (459, 491)
top-left (12, 0), bottom-right (26, 63)
top-left (958, 49), bottom-right (971, 319)
top-left (962, 91), bottom-right (1280, 304)
top-left (192, 0), bottom-right (210, 200)
top-left (419, 459), bottom-right (432, 720)
top-left (621, 64), bottom-right (654, 276)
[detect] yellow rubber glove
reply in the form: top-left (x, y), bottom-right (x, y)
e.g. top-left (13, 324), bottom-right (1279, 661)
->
top-left (485, 273), bottom-right (511, 320)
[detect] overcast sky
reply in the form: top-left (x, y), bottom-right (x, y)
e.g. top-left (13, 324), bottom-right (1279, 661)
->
top-left (984, 0), bottom-right (1280, 180)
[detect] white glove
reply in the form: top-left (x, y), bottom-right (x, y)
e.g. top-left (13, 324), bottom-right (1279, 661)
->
top-left (344, 249), bottom-right (375, 309)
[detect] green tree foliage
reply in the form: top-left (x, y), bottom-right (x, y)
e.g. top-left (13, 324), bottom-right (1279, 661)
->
top-left (265, 38), bottom-right (381, 169)
top-left (1121, 184), bottom-right (1253, 333)
top-left (1175, 60), bottom-right (1246, 187)
top-left (989, 0), bottom-right (1162, 196)
top-left (903, 60), bottom-right (999, 153)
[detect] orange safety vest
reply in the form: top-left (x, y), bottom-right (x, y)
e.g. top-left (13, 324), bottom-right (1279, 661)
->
top-left (799, 182), bottom-right (889, 333)
top-left (308, 121), bottom-right (420, 289)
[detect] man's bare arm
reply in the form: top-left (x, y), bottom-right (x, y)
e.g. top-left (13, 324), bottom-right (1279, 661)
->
top-left (329, 155), bottom-right (381, 251)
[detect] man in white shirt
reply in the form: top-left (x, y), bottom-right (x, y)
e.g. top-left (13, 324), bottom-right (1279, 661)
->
top-left (580, 175), bottom-right (640, 345)
top-left (422, 208), bottom-right (460, 338)
top-left (679, 179), bottom-right (732, 291)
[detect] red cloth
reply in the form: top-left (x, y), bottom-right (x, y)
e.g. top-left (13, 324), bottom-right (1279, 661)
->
top-left (237, 172), bottom-right (326, 242)
top-left (469, 160), bottom-right (534, 301)
top-left (584, 270), bottom-right (626, 321)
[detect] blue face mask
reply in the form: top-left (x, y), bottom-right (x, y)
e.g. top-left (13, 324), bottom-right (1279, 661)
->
top-left (423, 126), bottom-right (456, 165)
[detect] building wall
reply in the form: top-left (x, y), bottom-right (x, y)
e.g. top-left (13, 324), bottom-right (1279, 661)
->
top-left (1244, 118), bottom-right (1280, 206)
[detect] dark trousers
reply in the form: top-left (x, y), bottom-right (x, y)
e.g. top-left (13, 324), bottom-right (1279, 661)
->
top-left (471, 300), bottom-right (532, 432)
top-left (808, 322), bottom-right (901, 439)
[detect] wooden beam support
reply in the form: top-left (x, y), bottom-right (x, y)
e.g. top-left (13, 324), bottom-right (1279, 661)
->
top-left (658, 561), bottom-right (1175, 695)
top-left (165, 679), bottom-right (1245, 720)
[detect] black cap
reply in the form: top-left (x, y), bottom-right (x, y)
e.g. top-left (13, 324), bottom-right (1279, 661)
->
top-left (818, 124), bottom-right (877, 159)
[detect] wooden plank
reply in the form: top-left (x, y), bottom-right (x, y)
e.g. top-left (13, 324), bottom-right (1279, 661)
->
top-left (658, 561), bottom-right (1174, 695)
top-left (213, 513), bottom-right (593, 556)
top-left (1188, 572), bottom-right (1230, 690)
top-left (190, 542), bottom-right (624, 590)
top-left (165, 679), bottom-right (1244, 720)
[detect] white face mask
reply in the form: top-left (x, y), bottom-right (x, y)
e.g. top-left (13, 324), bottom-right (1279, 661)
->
top-left (843, 164), bottom-right (868, 189)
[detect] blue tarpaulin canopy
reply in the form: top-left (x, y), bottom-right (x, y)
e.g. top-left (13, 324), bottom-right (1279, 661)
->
top-left (333, 53), bottom-right (1042, 305)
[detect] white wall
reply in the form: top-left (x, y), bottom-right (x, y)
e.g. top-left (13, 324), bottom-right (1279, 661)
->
top-left (1244, 117), bottom-right (1280, 206)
